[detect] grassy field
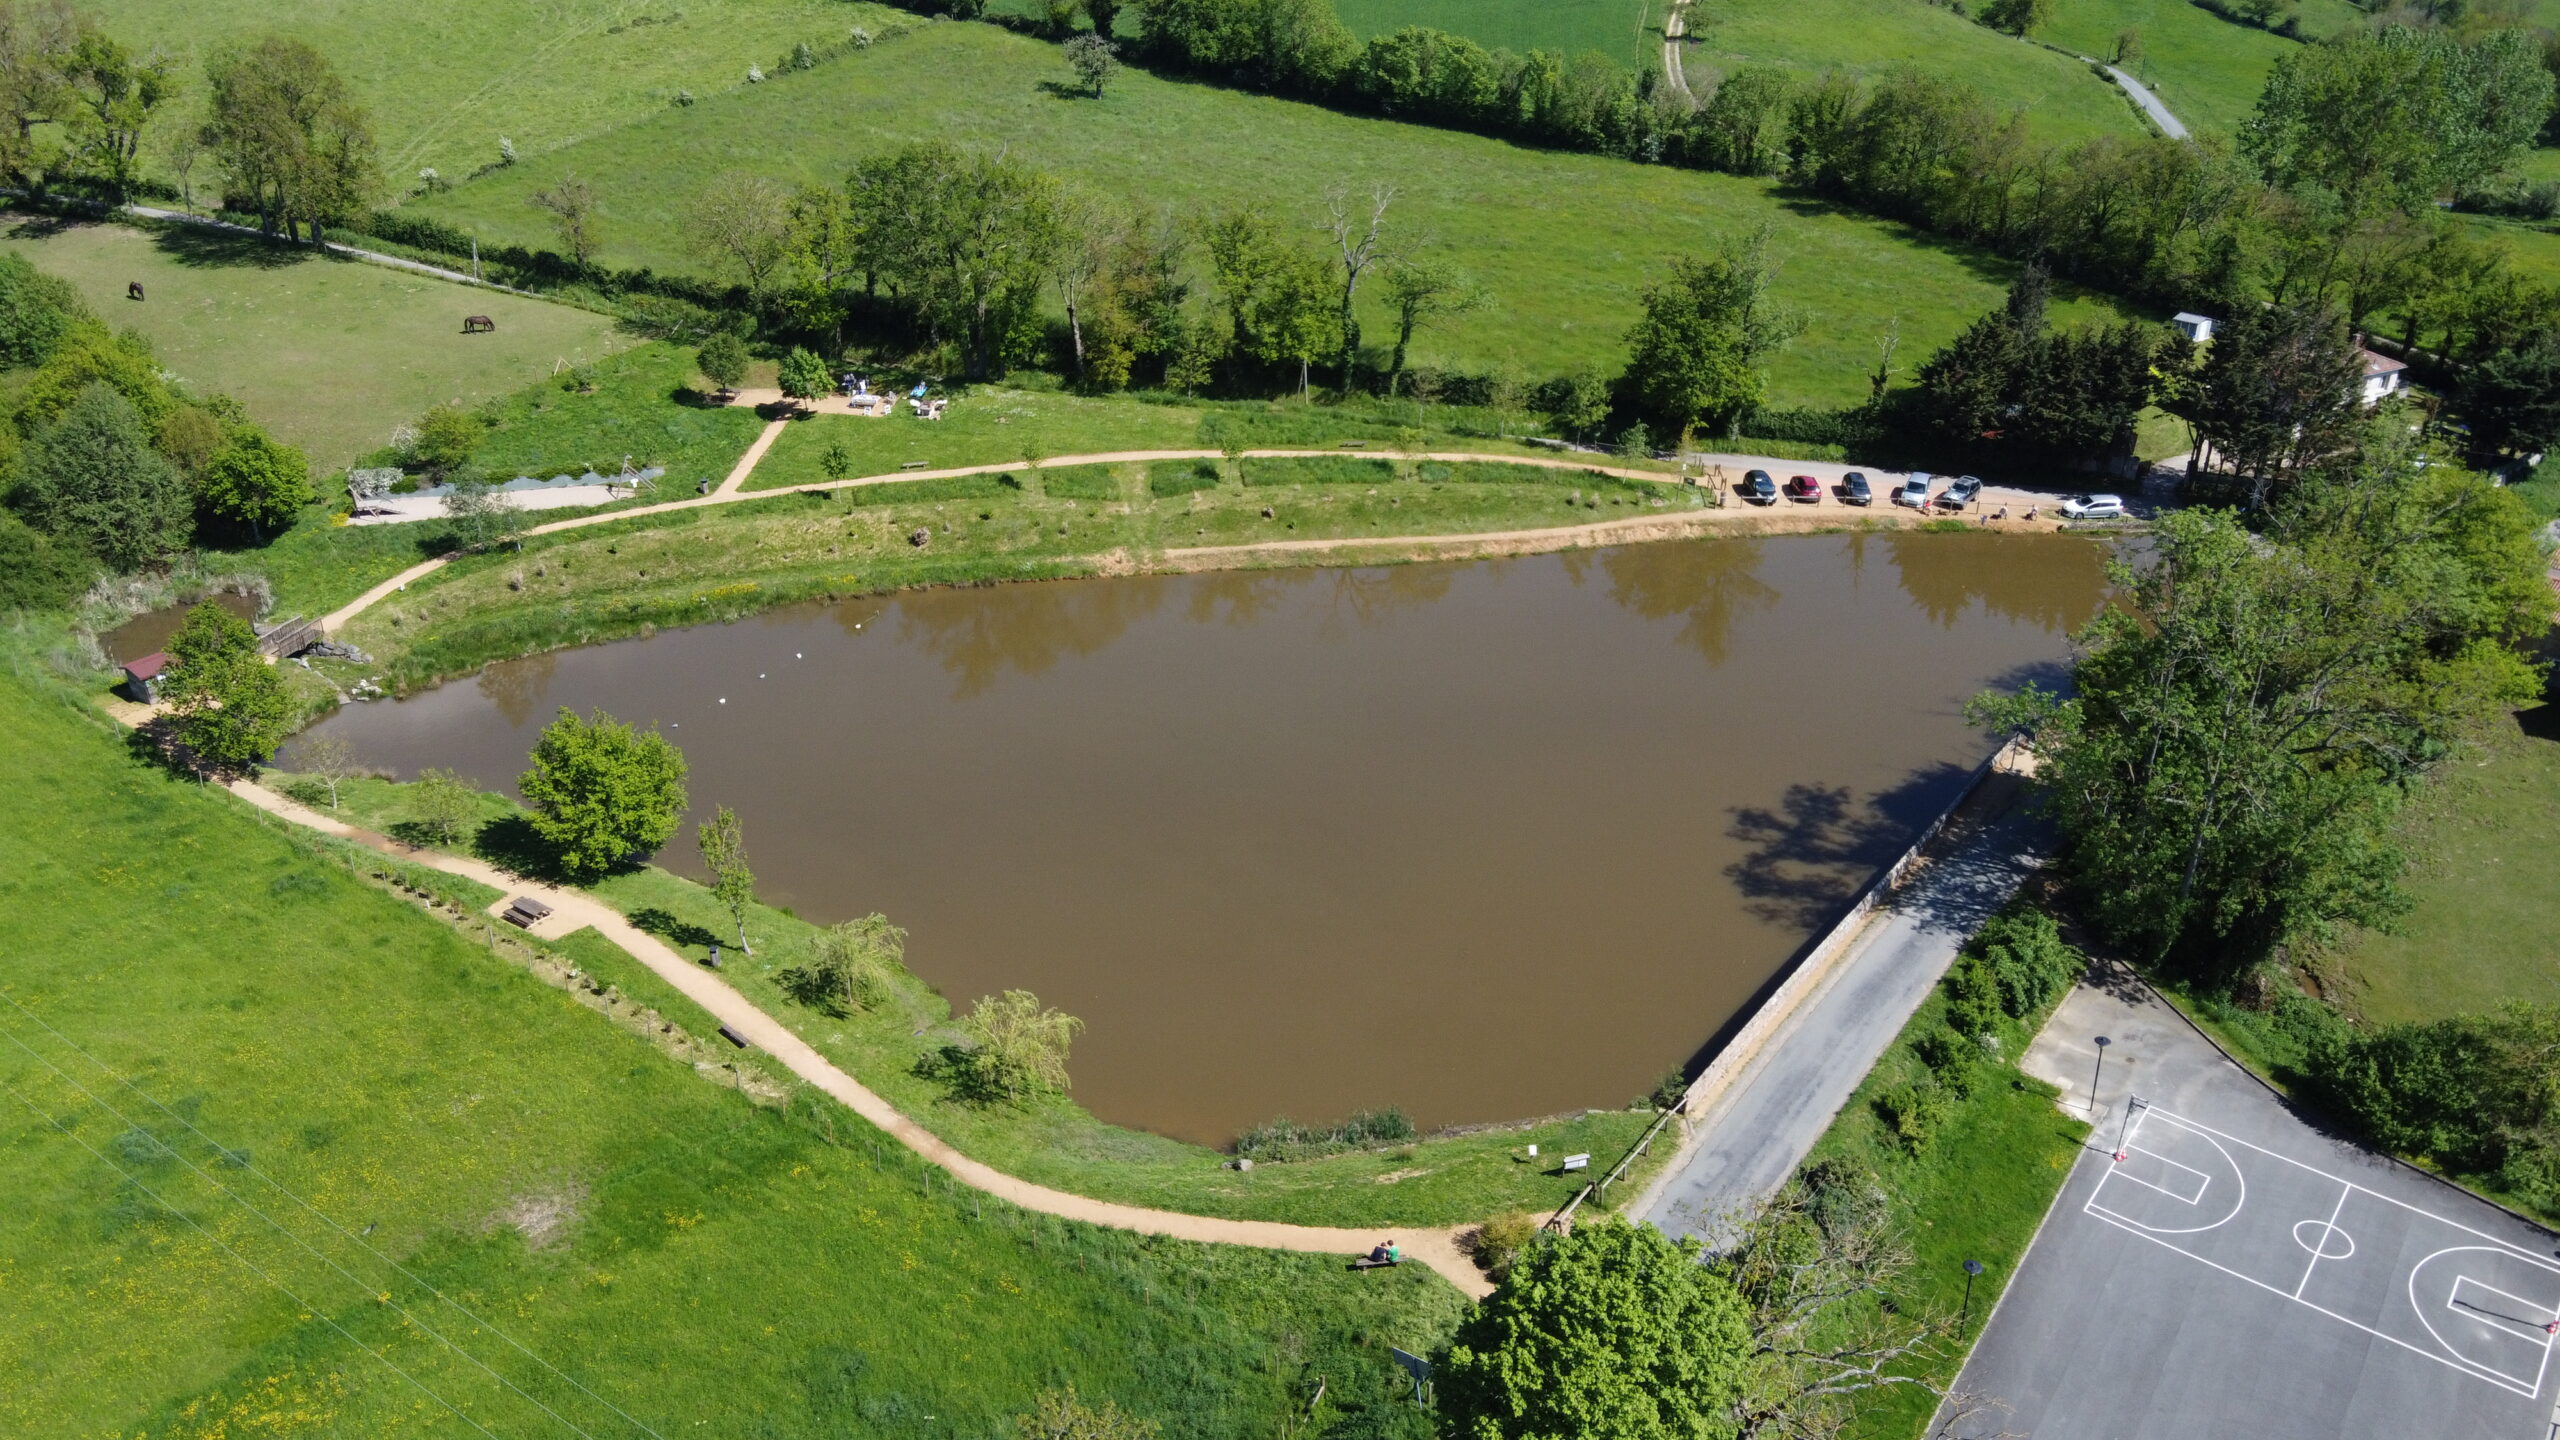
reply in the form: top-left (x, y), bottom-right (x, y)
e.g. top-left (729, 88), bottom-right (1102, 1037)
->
top-left (0, 645), bottom-right (1466, 1439)
top-left (276, 771), bottom-right (1671, 1226)
top-left (1792, 941), bottom-right (2089, 1438)
top-left (1331, 0), bottom-right (1665, 66)
top-left (2328, 702), bottom-right (2560, 1025)
top-left (81, 0), bottom-right (915, 182)
top-left (2038, 0), bottom-right (2303, 138)
top-left (1677, 0), bottom-right (2141, 144)
top-left (0, 215), bottom-right (630, 471)
top-left (408, 20), bottom-right (2137, 409)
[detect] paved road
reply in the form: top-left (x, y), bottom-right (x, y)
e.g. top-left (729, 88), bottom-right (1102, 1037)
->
top-left (1952, 963), bottom-right (2560, 1439)
top-left (2101, 64), bottom-right (2188, 139)
top-left (1639, 781), bottom-right (2045, 1240)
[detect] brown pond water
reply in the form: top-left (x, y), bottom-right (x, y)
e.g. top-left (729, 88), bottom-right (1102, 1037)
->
top-left (291, 532), bottom-right (2107, 1143)
top-left (100, 593), bottom-right (261, 664)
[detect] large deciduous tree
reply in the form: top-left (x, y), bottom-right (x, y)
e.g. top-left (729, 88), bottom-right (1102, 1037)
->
top-left (1377, 254), bottom-right (1483, 395)
top-left (195, 425), bottom-right (309, 542)
top-left (1439, 1218), bottom-right (1752, 1440)
top-left (2242, 26), bottom-right (2554, 224)
top-left (1619, 229), bottom-right (1801, 441)
top-left (63, 27), bottom-right (170, 195)
top-left (164, 600), bottom-right (292, 772)
top-left (16, 379), bottom-right (187, 568)
top-left (0, 0), bottom-right (80, 190)
top-left (199, 36), bottom-right (379, 243)
top-left (682, 171), bottom-right (794, 294)
top-left (518, 708), bottom-right (690, 879)
top-left (1971, 439), bottom-right (2546, 978)
top-left (848, 142), bottom-right (1069, 379)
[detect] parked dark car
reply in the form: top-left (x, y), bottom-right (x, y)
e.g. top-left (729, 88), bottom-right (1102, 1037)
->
top-left (1784, 474), bottom-right (1822, 503)
top-left (1744, 469), bottom-right (1777, 505)
top-left (1841, 472), bottom-right (1873, 506)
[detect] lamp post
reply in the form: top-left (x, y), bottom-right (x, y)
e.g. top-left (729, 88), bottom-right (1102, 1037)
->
top-left (1961, 1259), bottom-right (1985, 1329)
top-left (2088, 1036), bottom-right (2112, 1117)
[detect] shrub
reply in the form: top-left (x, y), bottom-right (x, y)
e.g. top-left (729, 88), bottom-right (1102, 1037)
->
top-left (18, 381), bottom-right (189, 569)
top-left (1233, 1107), bottom-right (1416, 1162)
top-left (414, 404), bottom-right (484, 477)
top-left (0, 510), bottom-right (92, 611)
top-left (0, 252), bottom-right (90, 369)
top-left (952, 989), bottom-right (1082, 1103)
top-left (1470, 1210), bottom-right (1539, 1279)
top-left (406, 768), bottom-right (479, 847)
top-left (1910, 1027), bottom-right (1978, 1099)
top-left (1875, 1079), bottom-right (1950, 1154)
top-left (780, 914), bottom-right (908, 1015)
top-left (1972, 909), bottom-right (2083, 1019)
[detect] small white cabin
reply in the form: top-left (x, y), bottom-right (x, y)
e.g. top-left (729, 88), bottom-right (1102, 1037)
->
top-left (2359, 349), bottom-right (2408, 408)
top-left (2171, 312), bottom-right (2214, 343)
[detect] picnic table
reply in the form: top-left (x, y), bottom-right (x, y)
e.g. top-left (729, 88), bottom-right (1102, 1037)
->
top-left (501, 895), bottom-right (555, 929)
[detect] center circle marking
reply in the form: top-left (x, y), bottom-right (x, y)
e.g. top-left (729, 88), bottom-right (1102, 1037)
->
top-left (2293, 1219), bottom-right (2356, 1261)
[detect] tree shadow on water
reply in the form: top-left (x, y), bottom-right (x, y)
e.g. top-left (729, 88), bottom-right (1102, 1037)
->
top-left (1722, 762), bottom-right (1972, 930)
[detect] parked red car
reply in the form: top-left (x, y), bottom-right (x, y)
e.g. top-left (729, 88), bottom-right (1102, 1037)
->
top-left (1784, 474), bottom-right (1823, 503)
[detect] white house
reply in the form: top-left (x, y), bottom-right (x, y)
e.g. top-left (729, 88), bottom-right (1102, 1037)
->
top-left (2359, 349), bottom-right (2408, 407)
top-left (2172, 312), bottom-right (2214, 343)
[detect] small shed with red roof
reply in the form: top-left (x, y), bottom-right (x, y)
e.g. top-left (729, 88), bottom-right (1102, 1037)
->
top-left (120, 652), bottom-right (169, 704)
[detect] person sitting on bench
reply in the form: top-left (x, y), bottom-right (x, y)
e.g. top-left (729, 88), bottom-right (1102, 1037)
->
top-left (1366, 1240), bottom-right (1399, 1265)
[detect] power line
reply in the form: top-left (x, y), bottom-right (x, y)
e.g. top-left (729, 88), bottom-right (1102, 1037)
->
top-left (0, 1071), bottom-right (508, 1440)
top-left (3, 995), bottom-right (671, 1440)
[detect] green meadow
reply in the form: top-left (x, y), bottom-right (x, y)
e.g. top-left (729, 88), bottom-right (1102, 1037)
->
top-left (0, 217), bottom-right (627, 471)
top-left (0, 647), bottom-right (1464, 1438)
top-left (408, 20), bottom-right (2137, 409)
top-left (79, 0), bottom-right (914, 180)
top-left (1672, 0), bottom-right (2142, 144)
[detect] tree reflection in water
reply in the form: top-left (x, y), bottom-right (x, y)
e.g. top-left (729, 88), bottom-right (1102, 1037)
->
top-left (476, 651), bottom-right (558, 728)
top-left (1885, 532), bottom-right (2109, 634)
top-left (1587, 537), bottom-right (1781, 665)
top-left (889, 575), bottom-right (1172, 699)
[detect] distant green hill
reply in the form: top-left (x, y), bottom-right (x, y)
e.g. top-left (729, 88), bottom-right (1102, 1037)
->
top-left (411, 20), bottom-right (2136, 409)
top-left (1334, 0), bottom-right (2147, 145)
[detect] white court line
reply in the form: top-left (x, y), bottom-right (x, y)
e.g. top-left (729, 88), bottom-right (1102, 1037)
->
top-left (2112, 1146), bottom-right (2211, 1206)
top-left (2085, 1109), bottom-right (2244, 1236)
top-left (2081, 1107), bottom-right (2560, 1400)
top-left (2296, 1182), bottom-right (2354, 1300)
top-left (2420, 1253), bottom-right (2560, 1394)
top-left (2448, 1276), bottom-right (2560, 1345)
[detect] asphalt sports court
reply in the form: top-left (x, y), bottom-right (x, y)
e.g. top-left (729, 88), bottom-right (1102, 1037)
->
top-left (2088, 1104), bottom-right (2560, 1400)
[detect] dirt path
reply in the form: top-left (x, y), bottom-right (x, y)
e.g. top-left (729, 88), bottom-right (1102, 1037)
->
top-left (714, 418), bottom-right (790, 497)
top-left (224, 777), bottom-right (1491, 1297)
top-left (1662, 0), bottom-right (1693, 100)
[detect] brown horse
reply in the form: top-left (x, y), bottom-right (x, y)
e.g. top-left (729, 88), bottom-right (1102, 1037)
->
top-left (462, 314), bottom-right (495, 334)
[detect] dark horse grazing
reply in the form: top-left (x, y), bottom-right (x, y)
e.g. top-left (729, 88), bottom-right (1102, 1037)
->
top-left (127, 281), bottom-right (144, 301)
top-left (462, 314), bottom-right (495, 334)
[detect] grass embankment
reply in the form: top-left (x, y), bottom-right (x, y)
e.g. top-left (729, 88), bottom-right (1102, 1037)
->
top-left (745, 387), bottom-right (1586, 491)
top-left (285, 775), bottom-right (1671, 1228)
top-left (332, 455), bottom-right (1703, 688)
top-left (1789, 949), bottom-right (2089, 1438)
top-left (409, 20), bottom-right (2137, 408)
top-left (0, 647), bottom-right (1464, 1439)
top-left (0, 216), bottom-right (627, 470)
top-left (80, 0), bottom-right (915, 179)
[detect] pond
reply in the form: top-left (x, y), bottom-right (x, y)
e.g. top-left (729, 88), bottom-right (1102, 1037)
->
top-left (100, 592), bottom-right (261, 665)
top-left (293, 532), bottom-right (2107, 1144)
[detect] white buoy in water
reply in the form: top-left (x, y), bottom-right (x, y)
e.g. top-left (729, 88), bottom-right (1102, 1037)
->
top-left (718, 698), bottom-right (727, 704)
